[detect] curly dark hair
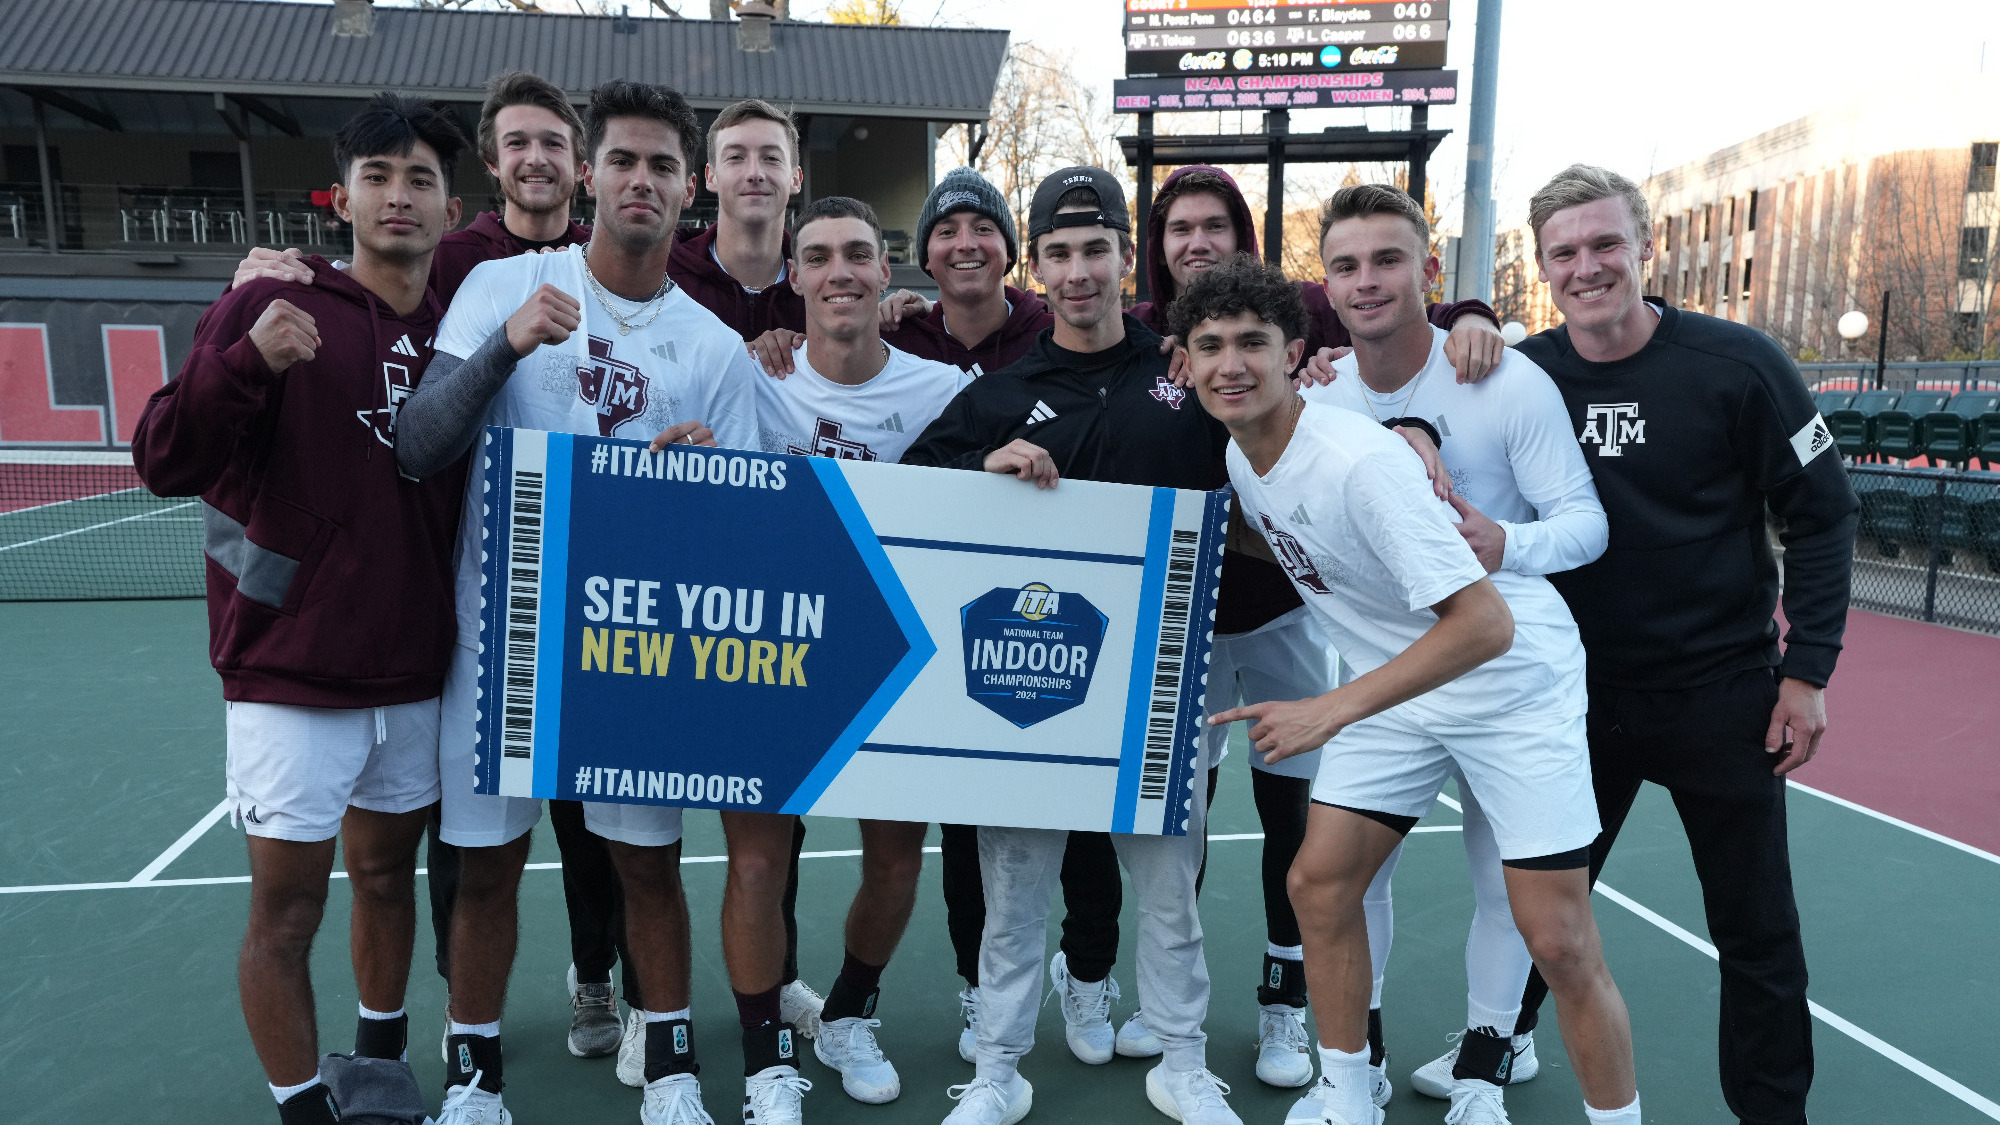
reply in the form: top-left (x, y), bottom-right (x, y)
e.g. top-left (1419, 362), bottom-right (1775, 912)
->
top-left (1166, 254), bottom-right (1306, 344)
top-left (584, 80), bottom-right (702, 174)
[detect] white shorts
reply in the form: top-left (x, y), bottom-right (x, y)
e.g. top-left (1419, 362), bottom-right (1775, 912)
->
top-left (225, 697), bottom-right (442, 843)
top-left (1202, 608), bottom-right (1340, 779)
top-left (1310, 698), bottom-right (1599, 862)
top-left (438, 642), bottom-right (684, 849)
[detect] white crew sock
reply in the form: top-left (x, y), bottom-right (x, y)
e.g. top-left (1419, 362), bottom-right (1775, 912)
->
top-left (358, 1003), bottom-right (404, 1021)
top-left (270, 1073), bottom-right (323, 1103)
top-left (448, 1019), bottom-right (501, 1038)
top-left (1584, 1093), bottom-right (1641, 1123)
top-left (1267, 942), bottom-right (1304, 960)
top-left (643, 1007), bottom-right (692, 1022)
top-left (1315, 1042), bottom-right (1372, 1121)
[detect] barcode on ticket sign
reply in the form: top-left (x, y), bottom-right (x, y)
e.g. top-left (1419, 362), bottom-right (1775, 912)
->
top-left (1139, 528), bottom-right (1200, 801)
top-left (500, 467), bottom-right (545, 760)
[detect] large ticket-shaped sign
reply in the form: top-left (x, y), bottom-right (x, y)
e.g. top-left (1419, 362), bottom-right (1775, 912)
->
top-left (475, 427), bottom-right (1229, 836)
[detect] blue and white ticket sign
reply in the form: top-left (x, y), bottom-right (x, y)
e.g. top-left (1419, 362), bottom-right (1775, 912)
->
top-left (474, 427), bottom-right (1229, 835)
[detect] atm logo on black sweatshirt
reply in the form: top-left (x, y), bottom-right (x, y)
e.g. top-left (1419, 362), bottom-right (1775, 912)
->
top-left (1578, 402), bottom-right (1646, 456)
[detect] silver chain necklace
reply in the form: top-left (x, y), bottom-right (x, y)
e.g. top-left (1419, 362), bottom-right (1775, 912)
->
top-left (581, 242), bottom-right (672, 336)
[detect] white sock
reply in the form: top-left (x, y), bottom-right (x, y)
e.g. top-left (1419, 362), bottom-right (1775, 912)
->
top-left (1512, 1031), bottom-right (1533, 1049)
top-left (270, 1073), bottom-right (322, 1103)
top-left (358, 1003), bottom-right (404, 1021)
top-left (1584, 1093), bottom-right (1641, 1123)
top-left (1267, 942), bottom-right (1304, 960)
top-left (643, 1007), bottom-right (692, 1022)
top-left (1315, 1043), bottom-right (1372, 1120)
top-left (448, 1019), bottom-right (501, 1038)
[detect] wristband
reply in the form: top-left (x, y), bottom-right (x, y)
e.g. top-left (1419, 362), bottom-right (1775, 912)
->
top-left (1380, 416), bottom-right (1442, 448)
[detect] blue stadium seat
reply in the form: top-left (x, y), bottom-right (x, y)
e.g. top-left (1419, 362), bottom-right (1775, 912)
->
top-left (1815, 389), bottom-right (1856, 415)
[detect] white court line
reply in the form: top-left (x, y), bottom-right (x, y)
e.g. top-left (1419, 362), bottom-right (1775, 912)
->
top-left (0, 500), bottom-right (196, 553)
top-left (1440, 787), bottom-right (1998, 1115)
top-left (129, 798), bottom-right (233, 883)
top-left (1787, 780), bottom-right (2000, 867)
top-left (1594, 882), bottom-right (2000, 1120)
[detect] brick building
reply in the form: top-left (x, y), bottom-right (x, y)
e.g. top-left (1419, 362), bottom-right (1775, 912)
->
top-left (1491, 77), bottom-right (2000, 357)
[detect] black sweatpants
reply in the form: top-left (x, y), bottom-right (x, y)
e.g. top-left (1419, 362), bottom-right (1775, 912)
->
top-left (1515, 667), bottom-right (1812, 1125)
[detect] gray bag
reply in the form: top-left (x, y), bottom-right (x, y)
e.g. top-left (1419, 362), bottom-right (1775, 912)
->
top-left (319, 1053), bottom-right (429, 1125)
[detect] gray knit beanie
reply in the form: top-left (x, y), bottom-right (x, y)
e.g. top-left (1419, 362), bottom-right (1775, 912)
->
top-left (917, 167), bottom-right (1018, 277)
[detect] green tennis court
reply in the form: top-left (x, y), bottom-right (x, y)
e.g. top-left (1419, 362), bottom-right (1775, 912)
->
top-left (2, 598), bottom-right (1996, 1123)
top-left (0, 451), bottom-right (204, 602)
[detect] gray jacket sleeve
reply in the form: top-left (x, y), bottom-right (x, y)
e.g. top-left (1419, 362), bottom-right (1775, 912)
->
top-left (396, 326), bottom-right (523, 479)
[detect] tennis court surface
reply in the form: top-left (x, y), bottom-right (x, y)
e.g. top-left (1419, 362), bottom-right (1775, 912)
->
top-left (2, 592), bottom-right (1995, 1121)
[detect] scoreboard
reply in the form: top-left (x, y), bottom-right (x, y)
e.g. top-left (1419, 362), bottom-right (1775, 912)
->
top-left (1124, 0), bottom-right (1448, 80)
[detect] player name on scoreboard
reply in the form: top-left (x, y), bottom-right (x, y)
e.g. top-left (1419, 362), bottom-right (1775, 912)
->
top-left (1125, 0), bottom-right (1449, 80)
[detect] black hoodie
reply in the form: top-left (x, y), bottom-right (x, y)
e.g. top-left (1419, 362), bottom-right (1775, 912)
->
top-left (901, 313), bottom-right (1227, 493)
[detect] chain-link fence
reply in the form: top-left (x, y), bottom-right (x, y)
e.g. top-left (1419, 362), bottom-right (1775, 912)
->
top-left (1846, 465), bottom-right (2000, 633)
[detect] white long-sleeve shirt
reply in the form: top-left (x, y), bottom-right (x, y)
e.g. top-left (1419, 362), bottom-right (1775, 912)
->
top-left (1302, 325), bottom-right (1608, 587)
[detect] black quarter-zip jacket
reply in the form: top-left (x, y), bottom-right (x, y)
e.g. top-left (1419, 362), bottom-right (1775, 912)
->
top-left (1519, 301), bottom-right (1858, 691)
top-left (901, 314), bottom-right (1229, 493)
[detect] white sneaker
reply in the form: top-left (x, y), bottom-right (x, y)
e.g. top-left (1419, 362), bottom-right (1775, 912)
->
top-left (1145, 1065), bottom-right (1243, 1125)
top-left (780, 980), bottom-right (826, 1040)
top-left (1283, 1076), bottom-right (1384, 1125)
top-left (1047, 952), bottom-right (1117, 1064)
top-left (742, 1064), bottom-right (811, 1125)
top-left (643, 1072), bottom-right (716, 1125)
top-left (616, 1008), bottom-right (648, 1088)
top-left (1369, 1059), bottom-right (1392, 1108)
top-left (1254, 1004), bottom-right (1314, 1088)
top-left (942, 1074), bottom-right (1033, 1125)
top-left (1409, 1032), bottom-right (1539, 1100)
top-left (1116, 1011), bottom-right (1164, 1058)
top-left (956, 987), bottom-right (981, 1064)
top-left (1444, 1079), bottom-right (1510, 1123)
top-left (813, 1016), bottom-right (901, 1103)
top-left (436, 1076), bottom-right (512, 1125)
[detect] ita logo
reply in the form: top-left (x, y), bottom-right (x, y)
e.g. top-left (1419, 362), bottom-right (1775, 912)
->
top-left (961, 582), bottom-right (1108, 728)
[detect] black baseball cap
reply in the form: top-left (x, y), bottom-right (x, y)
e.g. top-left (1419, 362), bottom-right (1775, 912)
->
top-left (1026, 166), bottom-right (1131, 247)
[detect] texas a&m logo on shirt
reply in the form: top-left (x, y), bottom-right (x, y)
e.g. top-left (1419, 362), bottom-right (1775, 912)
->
top-left (1150, 376), bottom-right (1187, 410)
top-left (788, 418), bottom-right (878, 461)
top-left (1578, 402), bottom-right (1645, 457)
top-left (1259, 512), bottom-right (1331, 594)
top-left (578, 335), bottom-right (650, 437)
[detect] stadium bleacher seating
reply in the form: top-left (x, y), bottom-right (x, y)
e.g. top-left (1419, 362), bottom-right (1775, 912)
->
top-left (1829, 390), bottom-right (1901, 459)
top-left (1874, 390), bottom-right (1951, 462)
top-left (1815, 389), bottom-right (1857, 415)
top-left (1919, 391), bottom-right (2000, 467)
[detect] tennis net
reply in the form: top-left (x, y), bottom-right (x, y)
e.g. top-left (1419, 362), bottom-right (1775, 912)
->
top-left (0, 450), bottom-right (205, 601)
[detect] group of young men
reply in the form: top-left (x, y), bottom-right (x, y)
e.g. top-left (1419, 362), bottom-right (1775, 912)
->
top-left (130, 60), bottom-right (1855, 1125)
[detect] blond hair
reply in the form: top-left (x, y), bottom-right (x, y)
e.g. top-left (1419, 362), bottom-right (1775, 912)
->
top-left (1527, 164), bottom-right (1650, 254)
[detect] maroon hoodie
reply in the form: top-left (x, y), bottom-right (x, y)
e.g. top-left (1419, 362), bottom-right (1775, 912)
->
top-left (667, 222), bottom-right (807, 340)
top-left (1129, 166), bottom-right (1495, 369)
top-left (132, 259), bottom-right (465, 707)
top-left (431, 210), bottom-right (590, 305)
top-left (883, 285), bottom-right (1055, 375)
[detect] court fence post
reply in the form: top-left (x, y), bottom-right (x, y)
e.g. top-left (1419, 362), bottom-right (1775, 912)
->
top-left (1923, 476), bottom-right (1943, 623)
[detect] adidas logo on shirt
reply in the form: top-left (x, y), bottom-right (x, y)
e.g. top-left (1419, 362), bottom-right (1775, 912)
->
top-left (390, 334), bottom-right (419, 357)
top-left (878, 412), bottom-right (905, 433)
top-left (1287, 505), bottom-right (1312, 526)
top-left (1026, 400), bottom-right (1058, 425)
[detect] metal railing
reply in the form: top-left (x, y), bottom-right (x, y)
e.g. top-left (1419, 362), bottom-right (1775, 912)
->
top-left (1845, 464), bottom-right (2000, 633)
top-left (1802, 361), bottom-right (2000, 394)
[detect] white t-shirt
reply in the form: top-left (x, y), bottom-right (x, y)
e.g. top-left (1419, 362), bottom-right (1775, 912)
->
top-left (1227, 402), bottom-right (1579, 720)
top-left (435, 245), bottom-right (762, 643)
top-left (752, 342), bottom-right (972, 465)
top-left (1301, 325), bottom-right (1605, 640)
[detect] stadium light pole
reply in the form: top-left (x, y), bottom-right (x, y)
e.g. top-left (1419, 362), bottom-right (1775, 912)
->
top-left (1455, 0), bottom-right (1503, 302)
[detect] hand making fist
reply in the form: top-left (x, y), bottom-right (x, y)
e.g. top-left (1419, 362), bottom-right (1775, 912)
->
top-left (249, 299), bottom-right (320, 374)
